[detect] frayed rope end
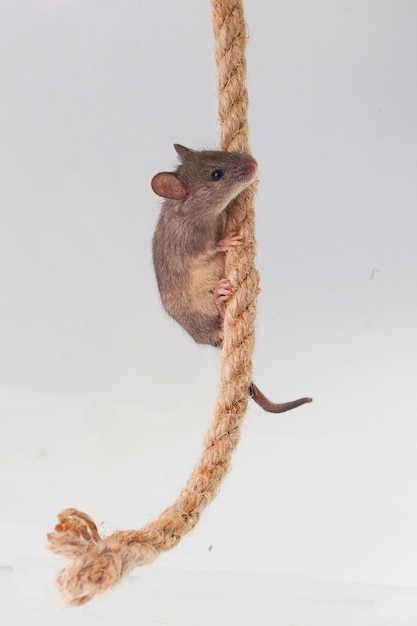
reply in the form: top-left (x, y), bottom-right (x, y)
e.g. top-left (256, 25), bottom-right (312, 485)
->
top-left (47, 508), bottom-right (158, 606)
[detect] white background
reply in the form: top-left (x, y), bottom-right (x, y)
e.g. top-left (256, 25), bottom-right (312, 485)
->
top-left (1, 0), bottom-right (417, 624)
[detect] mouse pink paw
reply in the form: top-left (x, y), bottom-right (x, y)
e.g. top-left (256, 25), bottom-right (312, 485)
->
top-left (214, 278), bottom-right (232, 314)
top-left (216, 232), bottom-right (242, 252)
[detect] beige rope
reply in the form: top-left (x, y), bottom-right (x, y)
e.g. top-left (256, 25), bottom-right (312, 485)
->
top-left (47, 0), bottom-right (258, 605)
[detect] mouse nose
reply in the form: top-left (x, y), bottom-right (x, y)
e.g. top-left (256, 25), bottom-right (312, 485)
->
top-left (239, 157), bottom-right (258, 181)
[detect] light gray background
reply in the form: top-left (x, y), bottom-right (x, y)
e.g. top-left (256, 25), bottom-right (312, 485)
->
top-left (1, 0), bottom-right (417, 624)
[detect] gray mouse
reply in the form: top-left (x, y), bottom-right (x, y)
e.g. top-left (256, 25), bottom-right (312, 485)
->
top-left (151, 144), bottom-right (311, 413)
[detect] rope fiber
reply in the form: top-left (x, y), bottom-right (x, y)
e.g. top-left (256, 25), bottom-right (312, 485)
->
top-left (47, 0), bottom-right (258, 605)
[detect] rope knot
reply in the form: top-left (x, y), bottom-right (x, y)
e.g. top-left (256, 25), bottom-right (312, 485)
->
top-left (47, 508), bottom-right (158, 605)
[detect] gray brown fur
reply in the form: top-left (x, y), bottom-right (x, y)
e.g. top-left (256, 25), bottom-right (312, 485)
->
top-left (152, 145), bottom-right (312, 413)
top-left (152, 144), bottom-right (256, 346)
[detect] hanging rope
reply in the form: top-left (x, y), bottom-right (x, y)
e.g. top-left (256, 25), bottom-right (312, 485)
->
top-left (47, 0), bottom-right (258, 605)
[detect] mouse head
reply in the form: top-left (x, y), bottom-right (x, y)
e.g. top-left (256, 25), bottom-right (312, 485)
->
top-left (151, 144), bottom-right (258, 214)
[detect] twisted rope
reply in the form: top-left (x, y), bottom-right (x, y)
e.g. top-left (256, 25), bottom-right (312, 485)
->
top-left (47, 0), bottom-right (258, 605)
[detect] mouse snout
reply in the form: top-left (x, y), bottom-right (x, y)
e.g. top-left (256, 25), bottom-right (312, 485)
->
top-left (238, 157), bottom-right (258, 182)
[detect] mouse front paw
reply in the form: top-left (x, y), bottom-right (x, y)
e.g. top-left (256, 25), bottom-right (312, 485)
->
top-left (213, 278), bottom-right (232, 315)
top-left (216, 231), bottom-right (242, 252)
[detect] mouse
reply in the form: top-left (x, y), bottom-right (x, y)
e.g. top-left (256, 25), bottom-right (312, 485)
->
top-left (151, 144), bottom-right (311, 413)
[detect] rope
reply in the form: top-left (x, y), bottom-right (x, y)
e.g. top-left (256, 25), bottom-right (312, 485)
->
top-left (47, 0), bottom-right (258, 605)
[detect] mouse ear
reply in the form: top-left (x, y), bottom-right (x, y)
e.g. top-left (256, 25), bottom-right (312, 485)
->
top-left (151, 172), bottom-right (188, 200)
top-left (173, 144), bottom-right (194, 160)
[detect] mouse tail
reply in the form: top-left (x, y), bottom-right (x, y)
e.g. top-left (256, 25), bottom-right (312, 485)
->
top-left (249, 382), bottom-right (312, 413)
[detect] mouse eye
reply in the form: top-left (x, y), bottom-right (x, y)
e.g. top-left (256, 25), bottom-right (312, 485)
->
top-left (211, 169), bottom-right (223, 181)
